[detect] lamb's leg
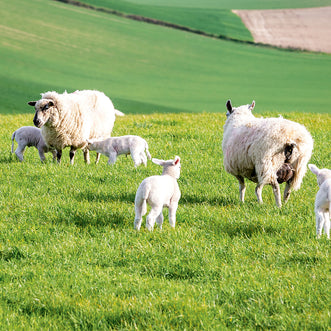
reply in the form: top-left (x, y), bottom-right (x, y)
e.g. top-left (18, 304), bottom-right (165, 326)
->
top-left (168, 202), bottom-right (178, 228)
top-left (15, 146), bottom-right (25, 162)
top-left (271, 181), bottom-right (282, 207)
top-left (56, 150), bottom-right (62, 164)
top-left (134, 199), bottom-right (146, 231)
top-left (84, 149), bottom-right (90, 164)
top-left (69, 148), bottom-right (76, 165)
top-left (316, 211), bottom-right (325, 239)
top-left (283, 182), bottom-right (292, 204)
top-left (235, 175), bottom-right (246, 202)
top-left (107, 152), bottom-right (117, 165)
top-left (141, 152), bottom-right (148, 167)
top-left (131, 150), bottom-right (142, 167)
top-left (146, 206), bottom-right (163, 231)
top-left (323, 211), bottom-right (330, 239)
top-left (95, 153), bottom-right (101, 165)
top-left (156, 212), bottom-right (164, 230)
top-left (38, 149), bottom-right (46, 162)
top-left (255, 183), bottom-right (264, 204)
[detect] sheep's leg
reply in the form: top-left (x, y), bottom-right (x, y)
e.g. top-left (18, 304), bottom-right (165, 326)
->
top-left (168, 203), bottom-right (178, 228)
top-left (15, 146), bottom-right (25, 162)
top-left (56, 150), bottom-right (62, 163)
top-left (95, 153), bottom-right (101, 165)
top-left (51, 150), bottom-right (57, 162)
top-left (255, 184), bottom-right (264, 204)
top-left (283, 182), bottom-right (292, 204)
top-left (316, 211), bottom-right (325, 239)
top-left (84, 149), bottom-right (90, 165)
top-left (271, 182), bottom-right (282, 208)
top-left (235, 175), bottom-right (246, 202)
top-left (156, 212), bottom-right (164, 230)
top-left (146, 207), bottom-right (163, 231)
top-left (69, 148), bottom-right (76, 165)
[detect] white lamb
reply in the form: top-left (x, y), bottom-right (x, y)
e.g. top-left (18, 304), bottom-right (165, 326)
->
top-left (28, 90), bottom-right (124, 165)
top-left (11, 126), bottom-right (57, 162)
top-left (222, 100), bottom-right (313, 207)
top-left (134, 156), bottom-right (181, 231)
top-left (308, 164), bottom-right (331, 239)
top-left (87, 135), bottom-right (151, 167)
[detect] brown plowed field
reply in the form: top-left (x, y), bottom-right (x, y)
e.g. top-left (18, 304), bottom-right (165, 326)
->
top-left (233, 7), bottom-right (331, 53)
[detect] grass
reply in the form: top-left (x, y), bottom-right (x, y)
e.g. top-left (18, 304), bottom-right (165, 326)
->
top-left (1, 0), bottom-right (331, 116)
top-left (0, 111), bottom-right (330, 329)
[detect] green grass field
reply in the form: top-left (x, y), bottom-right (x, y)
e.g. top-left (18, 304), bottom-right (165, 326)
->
top-left (0, 112), bottom-right (330, 329)
top-left (1, 0), bottom-right (331, 116)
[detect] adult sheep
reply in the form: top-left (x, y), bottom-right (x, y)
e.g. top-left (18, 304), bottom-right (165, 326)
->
top-left (28, 90), bottom-right (124, 164)
top-left (222, 100), bottom-right (313, 207)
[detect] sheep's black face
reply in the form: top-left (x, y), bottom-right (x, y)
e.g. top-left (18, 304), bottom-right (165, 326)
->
top-left (29, 100), bottom-right (54, 128)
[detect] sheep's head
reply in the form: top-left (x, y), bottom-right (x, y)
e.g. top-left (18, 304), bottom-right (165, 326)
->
top-left (152, 156), bottom-right (181, 179)
top-left (28, 98), bottom-right (58, 128)
top-left (226, 99), bottom-right (255, 118)
top-left (308, 164), bottom-right (331, 187)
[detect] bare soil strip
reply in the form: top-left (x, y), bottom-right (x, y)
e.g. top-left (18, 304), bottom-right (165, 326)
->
top-left (233, 7), bottom-right (331, 53)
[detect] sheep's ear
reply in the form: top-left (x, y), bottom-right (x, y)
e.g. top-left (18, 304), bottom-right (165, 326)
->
top-left (28, 101), bottom-right (36, 106)
top-left (226, 100), bottom-right (232, 112)
top-left (152, 158), bottom-right (164, 166)
top-left (174, 156), bottom-right (180, 165)
top-left (249, 100), bottom-right (255, 111)
top-left (308, 164), bottom-right (319, 176)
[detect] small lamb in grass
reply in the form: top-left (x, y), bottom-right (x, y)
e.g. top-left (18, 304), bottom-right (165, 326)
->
top-left (11, 126), bottom-right (57, 162)
top-left (308, 164), bottom-right (331, 239)
top-left (87, 135), bottom-right (151, 167)
top-left (134, 156), bottom-right (181, 231)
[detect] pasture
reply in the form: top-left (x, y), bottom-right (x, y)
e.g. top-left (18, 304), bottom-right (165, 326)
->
top-left (0, 111), bottom-right (330, 329)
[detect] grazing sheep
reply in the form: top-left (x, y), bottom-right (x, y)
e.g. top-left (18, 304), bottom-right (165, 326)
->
top-left (28, 90), bottom-right (124, 165)
top-left (11, 126), bottom-right (57, 162)
top-left (87, 135), bottom-right (151, 167)
top-left (308, 164), bottom-right (331, 238)
top-left (134, 156), bottom-right (181, 231)
top-left (222, 100), bottom-right (313, 207)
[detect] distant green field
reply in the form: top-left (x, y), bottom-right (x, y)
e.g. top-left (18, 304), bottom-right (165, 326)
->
top-left (1, 0), bottom-right (331, 116)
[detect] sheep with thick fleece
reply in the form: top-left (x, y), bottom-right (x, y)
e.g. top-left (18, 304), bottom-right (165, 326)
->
top-left (28, 90), bottom-right (124, 165)
top-left (308, 164), bottom-right (331, 238)
top-left (87, 135), bottom-right (151, 167)
top-left (11, 126), bottom-right (57, 162)
top-left (222, 100), bottom-right (313, 207)
top-left (134, 156), bottom-right (181, 231)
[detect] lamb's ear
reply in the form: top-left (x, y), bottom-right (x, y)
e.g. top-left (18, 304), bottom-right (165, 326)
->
top-left (152, 158), bottom-right (165, 166)
top-left (174, 156), bottom-right (180, 165)
top-left (226, 100), bottom-right (232, 113)
top-left (249, 100), bottom-right (255, 111)
top-left (28, 101), bottom-right (36, 107)
top-left (308, 164), bottom-right (319, 176)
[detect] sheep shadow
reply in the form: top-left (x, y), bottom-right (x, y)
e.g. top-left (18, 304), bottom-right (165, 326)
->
top-left (182, 192), bottom-right (236, 207)
top-left (76, 190), bottom-right (136, 204)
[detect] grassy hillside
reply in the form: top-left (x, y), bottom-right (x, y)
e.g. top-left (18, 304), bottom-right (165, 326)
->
top-left (0, 112), bottom-right (330, 329)
top-left (2, 0), bottom-right (331, 116)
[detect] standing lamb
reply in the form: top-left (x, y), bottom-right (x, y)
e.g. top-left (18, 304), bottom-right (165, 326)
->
top-left (134, 156), bottom-right (181, 231)
top-left (308, 164), bottom-right (331, 239)
top-left (222, 100), bottom-right (313, 207)
top-left (28, 90), bottom-right (124, 165)
top-left (11, 126), bottom-right (57, 162)
top-left (87, 135), bottom-right (151, 167)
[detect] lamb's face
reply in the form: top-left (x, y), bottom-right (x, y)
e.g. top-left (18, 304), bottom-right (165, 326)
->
top-left (29, 99), bottom-right (58, 128)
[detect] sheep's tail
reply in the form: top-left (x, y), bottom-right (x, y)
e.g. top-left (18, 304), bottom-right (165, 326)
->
top-left (11, 131), bottom-right (16, 153)
top-left (290, 140), bottom-right (313, 191)
top-left (114, 109), bottom-right (125, 116)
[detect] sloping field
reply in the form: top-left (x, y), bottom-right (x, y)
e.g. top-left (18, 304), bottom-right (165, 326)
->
top-left (1, 0), bottom-right (331, 115)
top-left (234, 7), bottom-right (331, 53)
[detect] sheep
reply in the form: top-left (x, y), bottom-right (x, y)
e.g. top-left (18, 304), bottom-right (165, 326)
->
top-left (308, 164), bottom-right (331, 239)
top-left (87, 135), bottom-right (151, 167)
top-left (11, 126), bottom-right (57, 162)
top-left (134, 156), bottom-right (181, 231)
top-left (222, 100), bottom-right (313, 207)
top-left (28, 90), bottom-right (124, 165)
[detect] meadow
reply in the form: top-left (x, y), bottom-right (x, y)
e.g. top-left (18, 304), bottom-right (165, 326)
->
top-left (0, 111), bottom-right (330, 329)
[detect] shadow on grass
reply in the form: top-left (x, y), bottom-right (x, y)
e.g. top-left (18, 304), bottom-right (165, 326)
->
top-left (182, 193), bottom-right (236, 207)
top-left (75, 191), bottom-right (136, 204)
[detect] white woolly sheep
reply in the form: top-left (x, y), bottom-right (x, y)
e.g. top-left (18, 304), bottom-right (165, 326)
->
top-left (222, 100), bottom-right (313, 207)
top-left (28, 90), bottom-right (124, 165)
top-left (134, 156), bottom-right (181, 231)
top-left (11, 126), bottom-right (57, 162)
top-left (308, 164), bottom-right (331, 239)
top-left (87, 135), bottom-right (151, 167)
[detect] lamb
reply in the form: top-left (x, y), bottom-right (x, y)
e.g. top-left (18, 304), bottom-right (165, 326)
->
top-left (28, 90), bottom-right (124, 165)
top-left (308, 164), bottom-right (331, 239)
top-left (134, 156), bottom-right (181, 231)
top-left (87, 135), bottom-right (151, 167)
top-left (222, 100), bottom-right (313, 207)
top-left (11, 126), bottom-right (57, 162)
